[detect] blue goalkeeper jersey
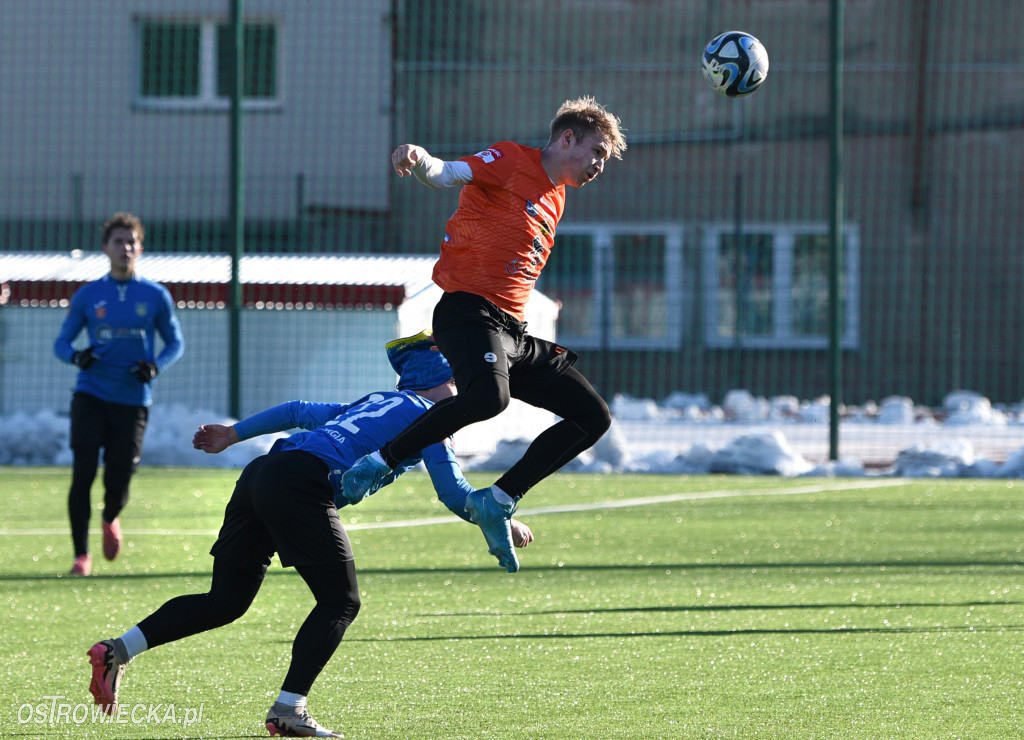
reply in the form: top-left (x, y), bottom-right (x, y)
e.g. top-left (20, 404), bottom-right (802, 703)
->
top-left (53, 273), bottom-right (184, 407)
top-left (233, 395), bottom-right (474, 520)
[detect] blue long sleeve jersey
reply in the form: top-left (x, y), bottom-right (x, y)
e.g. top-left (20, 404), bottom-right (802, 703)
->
top-left (53, 274), bottom-right (185, 407)
top-left (233, 395), bottom-right (475, 520)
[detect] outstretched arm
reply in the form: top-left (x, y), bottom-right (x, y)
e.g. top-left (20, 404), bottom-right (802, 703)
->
top-left (193, 424), bottom-right (239, 454)
top-left (392, 144), bottom-right (473, 189)
top-left (194, 400), bottom-right (350, 455)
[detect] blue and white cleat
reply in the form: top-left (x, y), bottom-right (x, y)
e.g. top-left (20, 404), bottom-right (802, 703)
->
top-left (465, 487), bottom-right (519, 573)
top-left (340, 453), bottom-right (391, 505)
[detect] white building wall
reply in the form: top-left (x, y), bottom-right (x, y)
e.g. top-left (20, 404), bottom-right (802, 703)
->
top-left (0, 0), bottom-right (392, 220)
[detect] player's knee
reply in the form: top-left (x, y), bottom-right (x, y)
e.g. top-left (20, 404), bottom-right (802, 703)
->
top-left (478, 389), bottom-right (511, 419)
top-left (460, 379), bottom-right (511, 421)
top-left (341, 585), bottom-right (361, 623)
top-left (322, 587), bottom-right (361, 626)
top-left (595, 396), bottom-right (612, 433)
top-left (579, 394), bottom-right (612, 442)
top-left (341, 594), bottom-right (361, 626)
top-left (209, 592), bottom-right (255, 626)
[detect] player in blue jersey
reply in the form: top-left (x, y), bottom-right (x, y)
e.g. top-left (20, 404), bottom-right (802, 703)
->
top-left (54, 212), bottom-right (184, 577)
top-left (86, 332), bottom-right (533, 738)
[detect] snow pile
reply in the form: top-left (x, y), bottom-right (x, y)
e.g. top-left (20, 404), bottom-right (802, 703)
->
top-left (4, 388), bottom-right (1024, 479)
top-left (0, 405), bottom-right (278, 468)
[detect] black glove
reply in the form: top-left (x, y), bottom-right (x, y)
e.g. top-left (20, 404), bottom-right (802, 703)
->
top-left (131, 361), bottom-right (159, 383)
top-left (71, 347), bottom-right (98, 370)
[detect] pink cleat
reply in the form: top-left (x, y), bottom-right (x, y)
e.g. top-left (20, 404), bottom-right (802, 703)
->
top-left (70, 554), bottom-right (92, 576)
top-left (102, 518), bottom-right (122, 561)
top-left (87, 640), bottom-right (126, 715)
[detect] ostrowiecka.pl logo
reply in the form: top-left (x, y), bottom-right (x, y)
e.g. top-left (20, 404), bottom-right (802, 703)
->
top-left (18, 695), bottom-right (205, 728)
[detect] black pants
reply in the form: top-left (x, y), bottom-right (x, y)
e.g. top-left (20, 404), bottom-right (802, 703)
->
top-left (383, 291), bottom-right (612, 498)
top-left (137, 558), bottom-right (360, 695)
top-left (137, 450), bottom-right (361, 695)
top-left (68, 392), bottom-right (148, 557)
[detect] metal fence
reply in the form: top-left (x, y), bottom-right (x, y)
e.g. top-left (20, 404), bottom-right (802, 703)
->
top-left (3, 1), bottom-right (1023, 466)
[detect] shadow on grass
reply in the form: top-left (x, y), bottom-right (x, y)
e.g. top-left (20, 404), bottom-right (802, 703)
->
top-left (2, 557), bottom-right (1023, 582)
top-left (0, 571), bottom-right (216, 582)
top-left (430, 599), bottom-right (1024, 619)
top-left (8, 736), bottom-right (264, 740)
top-left (341, 622), bottom-right (1024, 642)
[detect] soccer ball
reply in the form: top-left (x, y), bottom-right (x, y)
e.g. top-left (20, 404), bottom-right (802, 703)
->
top-left (701, 31), bottom-right (769, 98)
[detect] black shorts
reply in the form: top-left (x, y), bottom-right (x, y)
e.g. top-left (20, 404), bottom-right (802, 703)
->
top-left (432, 291), bottom-right (578, 395)
top-left (210, 449), bottom-right (353, 577)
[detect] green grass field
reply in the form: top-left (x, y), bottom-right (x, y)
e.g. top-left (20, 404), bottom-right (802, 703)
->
top-left (2, 468), bottom-right (1022, 739)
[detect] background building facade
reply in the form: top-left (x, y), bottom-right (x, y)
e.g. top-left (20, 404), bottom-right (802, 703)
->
top-left (3, 0), bottom-right (1023, 412)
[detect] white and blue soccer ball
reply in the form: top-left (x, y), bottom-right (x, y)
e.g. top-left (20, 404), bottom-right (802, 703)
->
top-left (701, 31), bottom-right (769, 98)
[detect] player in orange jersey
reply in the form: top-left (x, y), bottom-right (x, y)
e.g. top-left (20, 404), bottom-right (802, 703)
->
top-left (343, 96), bottom-right (626, 573)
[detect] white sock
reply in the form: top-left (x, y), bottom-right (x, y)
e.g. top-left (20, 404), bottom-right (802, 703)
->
top-left (490, 485), bottom-right (515, 506)
top-left (119, 626), bottom-right (149, 660)
top-left (277, 691), bottom-right (307, 709)
top-left (369, 450), bottom-right (387, 467)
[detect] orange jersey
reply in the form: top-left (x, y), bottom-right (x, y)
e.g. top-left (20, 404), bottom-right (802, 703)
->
top-left (431, 142), bottom-right (566, 321)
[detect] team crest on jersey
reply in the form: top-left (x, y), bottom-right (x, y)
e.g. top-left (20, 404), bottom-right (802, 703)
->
top-left (135, 303), bottom-right (148, 316)
top-left (505, 231), bottom-right (548, 279)
top-left (473, 147), bottom-right (504, 164)
top-left (525, 200), bottom-right (554, 236)
top-left (95, 306), bottom-right (106, 319)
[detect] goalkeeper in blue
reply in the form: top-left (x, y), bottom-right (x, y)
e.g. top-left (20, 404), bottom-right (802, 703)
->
top-left (86, 332), bottom-right (532, 738)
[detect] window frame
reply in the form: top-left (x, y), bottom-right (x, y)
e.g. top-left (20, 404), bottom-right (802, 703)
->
top-left (133, 16), bottom-right (283, 111)
top-left (700, 222), bottom-right (860, 350)
top-left (546, 223), bottom-right (685, 350)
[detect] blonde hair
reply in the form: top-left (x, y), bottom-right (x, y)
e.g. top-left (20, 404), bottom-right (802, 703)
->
top-left (548, 95), bottom-right (627, 159)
